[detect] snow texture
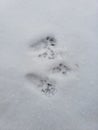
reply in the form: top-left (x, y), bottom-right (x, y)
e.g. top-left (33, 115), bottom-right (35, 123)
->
top-left (0, 0), bottom-right (98, 130)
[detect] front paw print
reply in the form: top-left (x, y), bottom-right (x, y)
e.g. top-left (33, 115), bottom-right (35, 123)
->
top-left (51, 63), bottom-right (71, 75)
top-left (38, 48), bottom-right (56, 60)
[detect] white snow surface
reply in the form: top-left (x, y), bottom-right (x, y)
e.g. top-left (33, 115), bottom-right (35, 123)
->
top-left (0, 0), bottom-right (98, 130)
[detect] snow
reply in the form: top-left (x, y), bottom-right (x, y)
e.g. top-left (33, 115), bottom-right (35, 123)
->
top-left (0, 0), bottom-right (98, 130)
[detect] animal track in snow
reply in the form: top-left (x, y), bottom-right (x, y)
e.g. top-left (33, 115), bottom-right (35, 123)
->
top-left (30, 35), bottom-right (57, 50)
top-left (26, 34), bottom-right (78, 97)
top-left (29, 35), bottom-right (58, 60)
top-left (50, 62), bottom-right (71, 75)
top-left (25, 73), bottom-right (56, 96)
top-left (38, 48), bottom-right (57, 60)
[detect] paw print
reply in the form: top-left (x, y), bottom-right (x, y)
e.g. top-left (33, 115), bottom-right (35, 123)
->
top-left (25, 73), bottom-right (56, 96)
top-left (40, 79), bottom-right (56, 96)
top-left (45, 36), bottom-right (56, 47)
top-left (38, 48), bottom-right (56, 60)
top-left (30, 35), bottom-right (57, 60)
top-left (30, 35), bottom-right (57, 50)
top-left (51, 63), bottom-right (71, 75)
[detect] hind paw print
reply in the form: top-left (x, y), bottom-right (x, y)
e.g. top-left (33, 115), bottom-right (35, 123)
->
top-left (25, 73), bottom-right (56, 96)
top-left (30, 35), bottom-right (57, 50)
top-left (40, 79), bottom-right (56, 96)
top-left (29, 35), bottom-right (57, 60)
